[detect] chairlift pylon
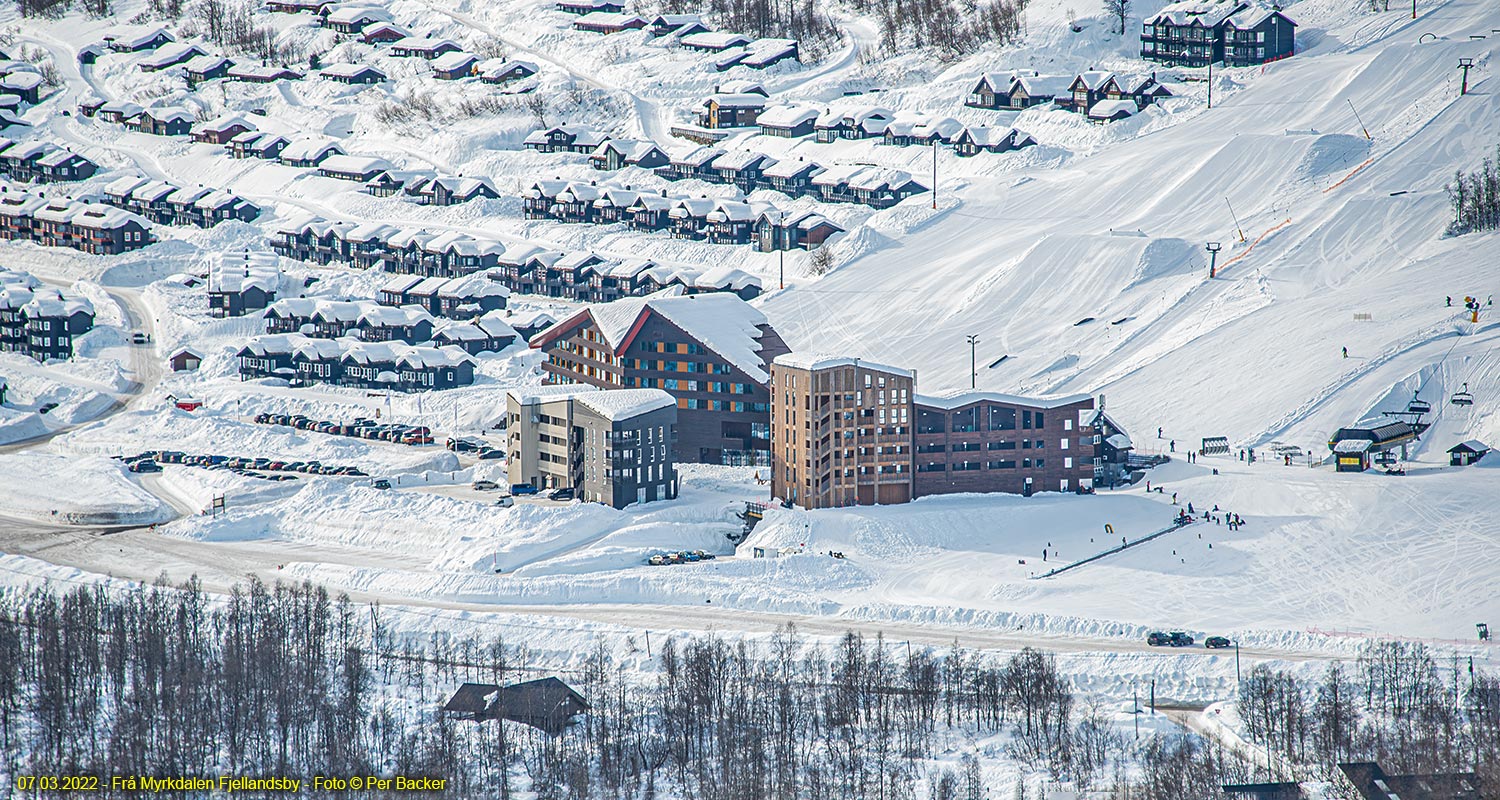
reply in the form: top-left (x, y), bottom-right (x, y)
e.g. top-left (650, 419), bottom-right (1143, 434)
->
top-left (1451, 382), bottom-right (1474, 406)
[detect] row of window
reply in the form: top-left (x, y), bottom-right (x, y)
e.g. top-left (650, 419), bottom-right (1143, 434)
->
top-left (676, 398), bottom-right (769, 413)
top-left (918, 458), bottom-right (1048, 472)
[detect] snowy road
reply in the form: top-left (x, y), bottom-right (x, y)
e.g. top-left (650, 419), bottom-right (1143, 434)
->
top-left (0, 281), bottom-right (161, 454)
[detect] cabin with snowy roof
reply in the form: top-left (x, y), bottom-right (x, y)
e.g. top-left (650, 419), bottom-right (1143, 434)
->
top-left (183, 55), bottom-right (234, 85)
top-left (523, 126), bottom-right (612, 154)
top-left (589, 139), bottom-right (669, 171)
top-left (321, 62), bottom-right (387, 83)
top-left (696, 93), bottom-right (766, 129)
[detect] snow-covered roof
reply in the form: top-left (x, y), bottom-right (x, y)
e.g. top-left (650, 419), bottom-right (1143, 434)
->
top-left (1450, 439), bottom-right (1490, 453)
top-left (320, 154), bottom-right (395, 175)
top-left (0, 71), bottom-right (43, 90)
top-left (477, 58), bottom-right (537, 78)
top-left (183, 54), bottom-right (233, 73)
top-left (1223, 3), bottom-right (1290, 28)
top-left (757, 105), bottom-right (819, 128)
top-left (959, 125), bottom-right (1015, 146)
top-left (139, 42), bottom-right (205, 69)
top-left (703, 92), bottom-right (767, 109)
top-left (431, 51), bottom-right (478, 71)
top-left (1016, 73), bottom-right (1072, 97)
top-left (108, 26), bottom-right (174, 49)
top-left (192, 113), bottom-right (255, 134)
top-left (437, 274), bottom-right (510, 298)
top-left (762, 158), bottom-right (823, 180)
top-left (681, 31), bottom-right (751, 49)
top-left (575, 293), bottom-right (772, 381)
top-left (575, 388), bottom-right (676, 421)
top-left (393, 36), bottom-right (461, 51)
top-left (144, 106), bottom-right (194, 123)
top-left (1088, 99), bottom-right (1138, 120)
top-left (1333, 439), bottom-right (1372, 454)
top-left (1105, 433), bottom-right (1133, 450)
top-left (281, 138), bottom-right (345, 160)
top-left (321, 62), bottom-right (385, 79)
top-left (574, 11), bottom-right (646, 27)
top-left (1146, 0), bottom-right (1240, 26)
top-left (772, 352), bottom-right (913, 376)
top-left (914, 390), bottom-right (1093, 410)
top-left (711, 150), bottom-right (775, 172)
top-left (325, 4), bottom-right (391, 24)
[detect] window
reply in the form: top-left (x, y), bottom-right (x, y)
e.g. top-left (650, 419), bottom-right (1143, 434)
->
top-left (1064, 419), bottom-right (1073, 431)
top-left (1060, 438), bottom-right (1069, 450)
top-left (1064, 457), bottom-right (1073, 469)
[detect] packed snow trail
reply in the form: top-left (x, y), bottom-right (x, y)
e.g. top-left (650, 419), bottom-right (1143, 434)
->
top-left (0, 520), bottom-right (1353, 664)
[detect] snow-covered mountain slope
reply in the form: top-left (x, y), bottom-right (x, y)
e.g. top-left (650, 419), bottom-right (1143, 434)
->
top-left (766, 0), bottom-right (1500, 453)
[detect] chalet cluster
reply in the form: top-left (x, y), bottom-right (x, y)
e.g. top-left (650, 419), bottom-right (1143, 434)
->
top-left (208, 255), bottom-right (282, 317)
top-left (79, 24), bottom-right (304, 85)
top-left (0, 268), bottom-right (96, 362)
top-left (660, 146), bottom-right (933, 208)
top-left (965, 69), bottom-right (1174, 123)
top-left (0, 191), bottom-right (153, 255)
top-left (1142, 0), bottom-right (1296, 67)
top-left (260, 297), bottom-right (519, 354)
top-left (237, 333), bottom-right (478, 391)
top-left (0, 140), bottom-right (98, 184)
top-left (556, 5), bottom-right (798, 71)
top-left (270, 215), bottom-right (766, 302)
top-left (376, 274), bottom-right (509, 319)
top-left (769, 354), bottom-right (1131, 509)
top-left (231, 138), bottom-right (499, 207)
top-left (264, 1), bottom-right (543, 89)
top-left (102, 176), bottom-right (260, 228)
top-left (522, 178), bottom-right (844, 248)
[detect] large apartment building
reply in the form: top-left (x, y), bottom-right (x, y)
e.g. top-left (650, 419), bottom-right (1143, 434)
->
top-left (771, 352), bottom-right (1116, 509)
top-left (770, 354), bottom-right (917, 508)
top-left (506, 386), bottom-right (678, 507)
top-left (1141, 0), bottom-right (1296, 68)
top-left (530, 293), bottom-right (790, 465)
top-left (912, 390), bottom-right (1099, 498)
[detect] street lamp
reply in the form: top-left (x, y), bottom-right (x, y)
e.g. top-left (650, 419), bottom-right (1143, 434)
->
top-left (1459, 58), bottom-right (1474, 95)
top-left (1205, 242), bottom-right (1222, 278)
top-left (966, 334), bottom-right (979, 389)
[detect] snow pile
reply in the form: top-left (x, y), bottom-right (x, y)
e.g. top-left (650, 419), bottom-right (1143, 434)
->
top-left (0, 453), bottom-right (171, 525)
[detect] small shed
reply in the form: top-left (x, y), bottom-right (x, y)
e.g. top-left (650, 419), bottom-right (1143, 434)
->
top-left (173, 396), bottom-right (203, 411)
top-left (169, 348), bottom-right (203, 372)
top-left (1448, 440), bottom-right (1489, 467)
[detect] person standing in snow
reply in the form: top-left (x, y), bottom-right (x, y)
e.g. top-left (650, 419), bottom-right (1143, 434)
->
top-left (1158, 426), bottom-right (1163, 438)
top-left (1170, 440), bottom-right (1176, 452)
top-left (1447, 296), bottom-right (1453, 307)
top-left (1342, 346), bottom-right (1348, 358)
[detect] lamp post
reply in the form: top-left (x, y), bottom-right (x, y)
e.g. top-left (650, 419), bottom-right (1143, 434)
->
top-left (1459, 58), bottom-right (1474, 96)
top-left (1206, 241), bottom-right (1222, 278)
top-left (966, 334), bottom-right (979, 389)
top-left (777, 210), bottom-right (786, 290)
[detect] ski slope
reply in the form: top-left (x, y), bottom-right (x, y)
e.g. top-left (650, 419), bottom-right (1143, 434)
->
top-left (766, 0), bottom-right (1500, 456)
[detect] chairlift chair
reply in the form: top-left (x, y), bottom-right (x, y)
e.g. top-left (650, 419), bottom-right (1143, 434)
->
top-left (1451, 383), bottom-right (1474, 406)
top-left (1406, 396), bottom-right (1431, 415)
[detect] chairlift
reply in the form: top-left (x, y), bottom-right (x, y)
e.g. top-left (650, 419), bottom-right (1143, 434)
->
top-left (1452, 382), bottom-right (1474, 406)
top-left (1406, 397), bottom-right (1431, 415)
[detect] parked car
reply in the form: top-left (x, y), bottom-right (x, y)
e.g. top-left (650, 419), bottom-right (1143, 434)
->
top-left (1147, 631), bottom-right (1195, 647)
top-left (510, 483), bottom-right (539, 495)
top-left (371, 478), bottom-right (391, 490)
top-left (128, 460), bottom-right (162, 473)
top-left (448, 436), bottom-right (486, 452)
top-left (1204, 636), bottom-right (1232, 649)
top-left (38, 402), bottom-right (59, 414)
top-left (476, 448), bottom-right (505, 460)
top-left (472, 480), bottom-right (499, 491)
top-left (545, 487), bottom-right (574, 501)
top-left (495, 496), bottom-right (514, 508)
top-left (131, 332), bottom-right (149, 344)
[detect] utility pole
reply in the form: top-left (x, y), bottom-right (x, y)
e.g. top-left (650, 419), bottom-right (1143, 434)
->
top-left (1150, 678), bottom-right (1156, 714)
top-left (778, 211), bottom-right (786, 290)
top-left (966, 334), bottom-right (979, 388)
top-left (1412, 0), bottom-right (1417, 19)
top-left (1206, 241), bottom-right (1222, 278)
top-left (1235, 641), bottom-right (1241, 685)
top-left (1459, 58), bottom-right (1474, 95)
top-left (1207, 60), bottom-right (1213, 109)
top-left (1347, 99), bottom-right (1372, 140)
top-left (1225, 197), bottom-right (1246, 242)
top-left (931, 140), bottom-right (938, 210)
top-left (1133, 684), bottom-right (1140, 739)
